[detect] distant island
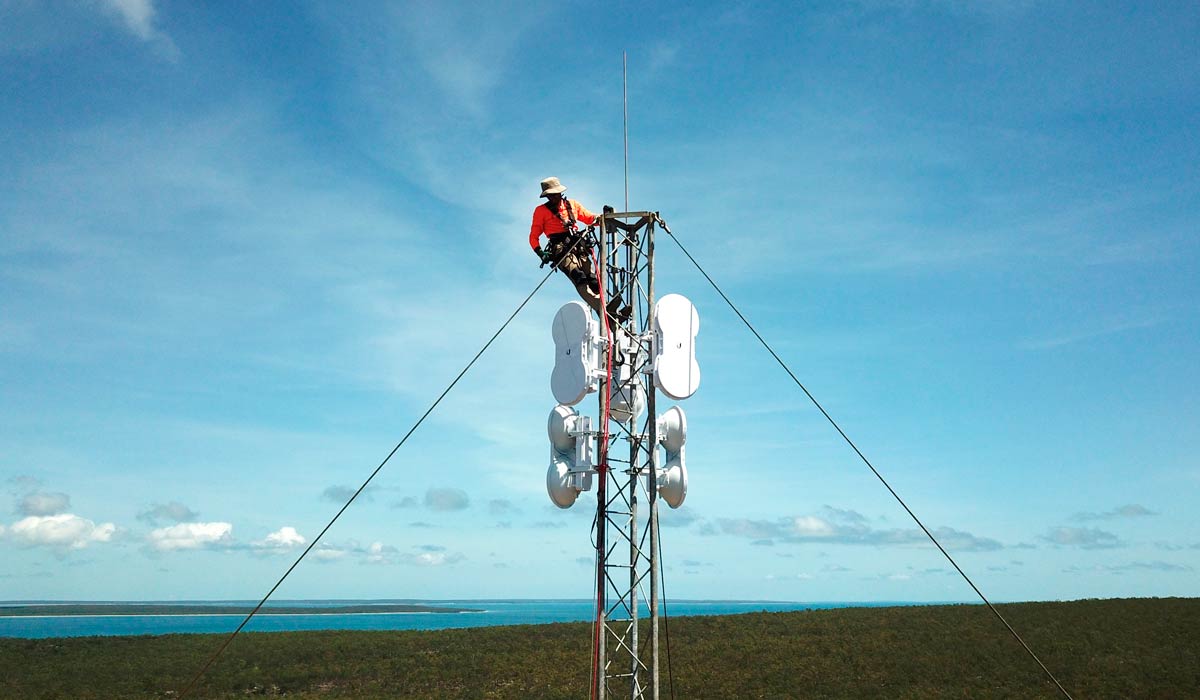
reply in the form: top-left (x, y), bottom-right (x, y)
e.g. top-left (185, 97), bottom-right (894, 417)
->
top-left (0, 603), bottom-right (479, 617)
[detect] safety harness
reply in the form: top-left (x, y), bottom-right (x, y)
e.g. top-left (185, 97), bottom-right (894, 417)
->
top-left (546, 197), bottom-right (579, 234)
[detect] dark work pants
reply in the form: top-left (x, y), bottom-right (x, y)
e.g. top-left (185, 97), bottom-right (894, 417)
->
top-left (548, 236), bottom-right (605, 317)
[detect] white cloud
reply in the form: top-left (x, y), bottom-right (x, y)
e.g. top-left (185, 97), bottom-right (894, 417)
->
top-left (254, 526), bottom-right (305, 551)
top-left (311, 544), bottom-right (350, 562)
top-left (146, 521), bottom-right (233, 551)
top-left (404, 550), bottom-right (465, 567)
top-left (8, 514), bottom-right (116, 550)
top-left (791, 515), bottom-right (837, 537)
top-left (18, 491), bottom-right (71, 516)
top-left (365, 541), bottom-right (398, 565)
top-left (298, 539), bottom-right (460, 566)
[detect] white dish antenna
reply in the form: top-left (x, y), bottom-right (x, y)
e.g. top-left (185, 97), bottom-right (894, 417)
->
top-left (546, 405), bottom-right (594, 509)
top-left (551, 301), bottom-right (601, 406)
top-left (653, 294), bottom-right (700, 401)
top-left (610, 381), bottom-right (646, 423)
top-left (657, 405), bottom-right (686, 453)
top-left (547, 459), bottom-right (578, 508)
top-left (656, 406), bottom-right (688, 508)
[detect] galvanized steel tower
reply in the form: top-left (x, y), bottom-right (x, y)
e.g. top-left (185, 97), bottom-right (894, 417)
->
top-left (545, 210), bottom-right (698, 700)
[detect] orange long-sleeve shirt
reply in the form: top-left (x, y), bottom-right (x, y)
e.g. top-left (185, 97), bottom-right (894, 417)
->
top-left (529, 199), bottom-right (597, 250)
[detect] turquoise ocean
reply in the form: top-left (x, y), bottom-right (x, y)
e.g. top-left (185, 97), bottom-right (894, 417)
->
top-left (0, 600), bottom-right (915, 639)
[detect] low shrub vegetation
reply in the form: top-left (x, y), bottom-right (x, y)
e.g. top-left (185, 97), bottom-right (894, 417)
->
top-left (1, 598), bottom-right (1196, 698)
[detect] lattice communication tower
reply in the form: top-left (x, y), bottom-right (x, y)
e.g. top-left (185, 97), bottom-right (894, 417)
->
top-left (544, 210), bottom-right (699, 700)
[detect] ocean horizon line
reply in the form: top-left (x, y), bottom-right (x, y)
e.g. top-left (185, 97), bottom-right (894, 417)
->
top-left (0, 597), bottom-right (963, 606)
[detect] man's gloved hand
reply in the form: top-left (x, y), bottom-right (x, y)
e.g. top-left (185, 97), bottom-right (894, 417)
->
top-left (534, 246), bottom-right (552, 267)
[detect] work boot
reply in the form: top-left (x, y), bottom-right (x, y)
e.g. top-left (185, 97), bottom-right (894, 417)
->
top-left (606, 295), bottom-right (623, 318)
top-left (605, 296), bottom-right (633, 325)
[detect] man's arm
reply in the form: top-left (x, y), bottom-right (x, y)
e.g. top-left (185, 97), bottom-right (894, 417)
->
top-left (529, 208), bottom-right (552, 264)
top-left (573, 202), bottom-right (597, 226)
top-left (529, 208), bottom-right (545, 251)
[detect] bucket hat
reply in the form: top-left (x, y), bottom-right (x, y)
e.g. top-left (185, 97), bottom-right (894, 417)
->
top-left (539, 176), bottom-right (567, 197)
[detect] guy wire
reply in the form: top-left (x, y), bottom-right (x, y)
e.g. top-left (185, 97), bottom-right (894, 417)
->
top-left (177, 234), bottom-right (591, 699)
top-left (656, 515), bottom-right (677, 700)
top-left (655, 216), bottom-right (1074, 700)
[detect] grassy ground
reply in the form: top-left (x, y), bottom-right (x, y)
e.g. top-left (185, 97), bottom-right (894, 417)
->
top-left (1, 598), bottom-right (1196, 698)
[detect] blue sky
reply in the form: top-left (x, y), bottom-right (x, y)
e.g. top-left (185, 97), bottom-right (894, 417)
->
top-left (2, 0), bottom-right (1197, 604)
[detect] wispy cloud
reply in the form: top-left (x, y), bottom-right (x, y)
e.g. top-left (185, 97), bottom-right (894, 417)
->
top-left (1020, 316), bottom-right (1168, 351)
top-left (1063, 561), bottom-right (1192, 574)
top-left (1071, 504), bottom-right (1157, 522)
top-left (719, 506), bottom-right (1003, 551)
top-left (488, 499), bottom-right (519, 516)
top-left (99, 0), bottom-right (156, 40)
top-left (6, 475), bottom-right (42, 493)
top-left (424, 488), bottom-right (469, 512)
top-left (659, 505), bottom-right (703, 529)
top-left (97, 0), bottom-right (178, 57)
top-left (360, 542), bottom-right (463, 566)
top-left (1155, 541), bottom-right (1200, 552)
top-left (137, 502), bottom-right (199, 525)
top-left (1042, 526), bottom-right (1123, 549)
top-left (17, 491), bottom-right (71, 517)
top-left (322, 485), bottom-right (379, 504)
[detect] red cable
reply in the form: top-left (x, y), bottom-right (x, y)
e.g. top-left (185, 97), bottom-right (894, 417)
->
top-left (590, 248), bottom-right (615, 700)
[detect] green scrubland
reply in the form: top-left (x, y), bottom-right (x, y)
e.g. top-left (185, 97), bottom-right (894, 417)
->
top-left (1, 597), bottom-right (1196, 699)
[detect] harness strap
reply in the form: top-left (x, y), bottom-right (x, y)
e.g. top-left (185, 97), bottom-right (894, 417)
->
top-left (545, 197), bottom-right (578, 233)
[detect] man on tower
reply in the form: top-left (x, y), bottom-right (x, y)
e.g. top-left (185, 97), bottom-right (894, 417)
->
top-left (530, 176), bottom-right (629, 322)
